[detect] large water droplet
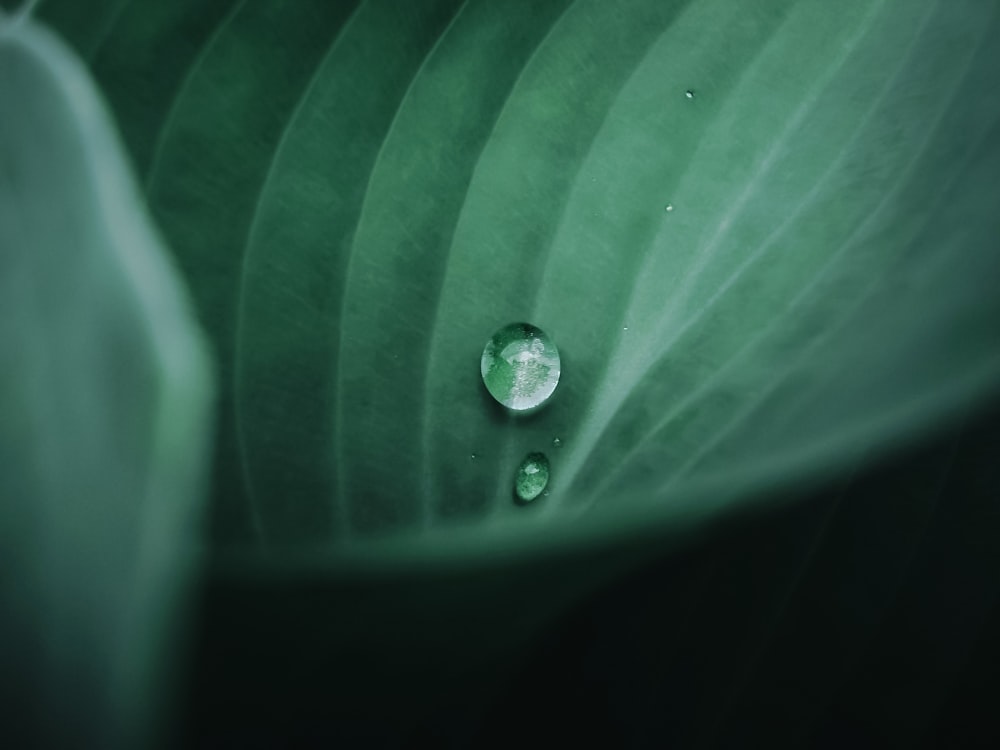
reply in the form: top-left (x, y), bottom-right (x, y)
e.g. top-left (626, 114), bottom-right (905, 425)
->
top-left (514, 452), bottom-right (550, 503)
top-left (481, 323), bottom-right (561, 411)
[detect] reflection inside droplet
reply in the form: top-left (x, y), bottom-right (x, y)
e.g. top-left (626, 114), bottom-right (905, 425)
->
top-left (481, 323), bottom-right (561, 411)
top-left (514, 452), bottom-right (550, 503)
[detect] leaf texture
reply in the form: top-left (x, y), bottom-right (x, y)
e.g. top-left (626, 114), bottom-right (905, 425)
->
top-left (37, 0), bottom-right (1000, 560)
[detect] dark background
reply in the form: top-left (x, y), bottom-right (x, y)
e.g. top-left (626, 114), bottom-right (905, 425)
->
top-left (183, 397), bottom-right (1000, 748)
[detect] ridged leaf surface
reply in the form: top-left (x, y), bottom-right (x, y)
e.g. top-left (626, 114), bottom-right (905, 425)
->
top-left (34, 0), bottom-right (1000, 560)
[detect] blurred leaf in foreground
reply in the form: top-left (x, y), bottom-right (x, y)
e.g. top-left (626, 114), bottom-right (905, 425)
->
top-left (0, 11), bottom-right (214, 748)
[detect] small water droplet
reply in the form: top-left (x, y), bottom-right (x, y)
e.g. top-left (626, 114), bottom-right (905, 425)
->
top-left (664, 203), bottom-right (674, 213)
top-left (481, 323), bottom-right (561, 412)
top-left (514, 452), bottom-right (550, 503)
top-left (552, 437), bottom-right (562, 448)
top-left (685, 89), bottom-right (695, 99)
top-left (470, 453), bottom-right (477, 460)
top-left (623, 326), bottom-right (628, 331)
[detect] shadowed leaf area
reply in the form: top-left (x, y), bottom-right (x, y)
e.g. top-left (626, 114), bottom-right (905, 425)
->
top-left (186, 400), bottom-right (1000, 747)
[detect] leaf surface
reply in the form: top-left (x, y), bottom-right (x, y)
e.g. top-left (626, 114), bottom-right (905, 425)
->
top-left (38, 0), bottom-right (1000, 560)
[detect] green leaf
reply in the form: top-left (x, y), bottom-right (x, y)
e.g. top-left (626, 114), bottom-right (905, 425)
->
top-left (39, 0), bottom-right (1000, 562)
top-left (0, 12), bottom-right (213, 747)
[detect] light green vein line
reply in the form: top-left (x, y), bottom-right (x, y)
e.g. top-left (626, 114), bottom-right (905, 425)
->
top-left (550, 0), bottom-right (891, 514)
top-left (143, 0), bottom-right (247, 193)
top-left (649, 20), bottom-right (992, 502)
top-left (581, 0), bottom-right (894, 501)
top-left (623, 350), bottom-right (1000, 527)
top-left (582, 1), bottom-right (941, 506)
top-left (19, 0), bottom-right (39, 21)
top-left (651, 240), bottom-right (990, 505)
top-left (332, 0), bottom-right (471, 536)
top-left (1, 0), bottom-right (37, 28)
top-left (525, 0), bottom-right (764, 336)
top-left (417, 0), bottom-right (579, 527)
top-left (232, 1), bottom-right (368, 545)
top-left (83, 0), bottom-right (131, 63)
top-left (635, 0), bottom-right (899, 358)
top-left (486, 0), bottom-right (701, 519)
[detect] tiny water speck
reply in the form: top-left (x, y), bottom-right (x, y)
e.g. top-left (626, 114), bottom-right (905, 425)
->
top-left (514, 452), bottom-right (550, 503)
top-left (481, 323), bottom-right (561, 411)
top-left (552, 437), bottom-right (562, 448)
top-left (664, 203), bottom-right (674, 212)
top-left (685, 89), bottom-right (695, 99)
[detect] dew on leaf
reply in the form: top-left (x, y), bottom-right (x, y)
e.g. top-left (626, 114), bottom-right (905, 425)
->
top-left (664, 203), bottom-right (674, 212)
top-left (685, 89), bottom-right (695, 99)
top-left (552, 437), bottom-right (562, 448)
top-left (481, 323), bottom-right (560, 411)
top-left (514, 452), bottom-right (550, 503)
